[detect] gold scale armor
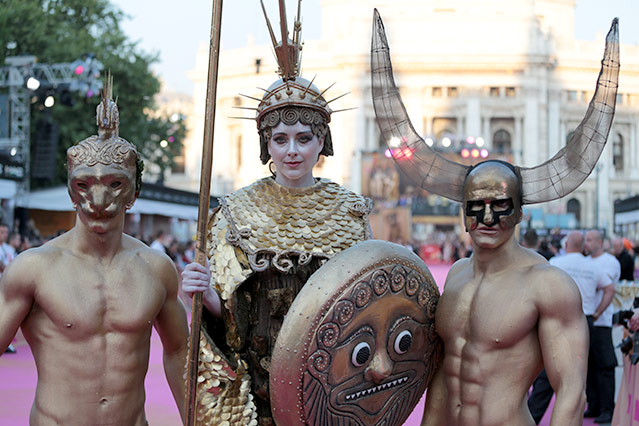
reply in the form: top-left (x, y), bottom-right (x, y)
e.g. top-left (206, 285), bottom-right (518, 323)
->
top-left (195, 178), bottom-right (371, 424)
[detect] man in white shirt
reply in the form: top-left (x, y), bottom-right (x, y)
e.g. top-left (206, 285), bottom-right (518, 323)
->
top-left (585, 229), bottom-right (621, 423)
top-left (0, 223), bottom-right (16, 276)
top-left (0, 223), bottom-right (17, 354)
top-left (527, 231), bottom-right (614, 423)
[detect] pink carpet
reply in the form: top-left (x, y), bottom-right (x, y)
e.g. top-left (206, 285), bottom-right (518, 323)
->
top-left (0, 263), bottom-right (597, 425)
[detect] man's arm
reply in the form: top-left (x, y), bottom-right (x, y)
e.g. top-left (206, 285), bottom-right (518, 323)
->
top-left (421, 361), bottom-right (447, 426)
top-left (154, 257), bottom-right (190, 423)
top-left (593, 283), bottom-right (615, 321)
top-left (0, 252), bottom-right (37, 352)
top-left (537, 268), bottom-right (588, 426)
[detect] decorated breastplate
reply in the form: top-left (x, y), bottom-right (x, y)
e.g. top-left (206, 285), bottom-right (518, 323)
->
top-left (220, 177), bottom-right (371, 273)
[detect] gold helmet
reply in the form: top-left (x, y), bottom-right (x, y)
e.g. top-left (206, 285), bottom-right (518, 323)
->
top-left (67, 73), bottom-right (143, 197)
top-left (250, 0), bottom-right (348, 164)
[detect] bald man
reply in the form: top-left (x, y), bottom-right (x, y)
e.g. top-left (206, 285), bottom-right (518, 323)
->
top-left (584, 230), bottom-right (620, 422)
top-left (528, 231), bottom-right (614, 423)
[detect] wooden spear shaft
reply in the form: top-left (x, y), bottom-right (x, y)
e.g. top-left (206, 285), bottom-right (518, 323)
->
top-left (185, 1), bottom-right (223, 424)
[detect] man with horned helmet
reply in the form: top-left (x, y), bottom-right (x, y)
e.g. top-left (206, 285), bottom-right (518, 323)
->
top-left (181, 1), bottom-right (371, 424)
top-left (0, 78), bottom-right (189, 425)
top-left (370, 10), bottom-right (619, 426)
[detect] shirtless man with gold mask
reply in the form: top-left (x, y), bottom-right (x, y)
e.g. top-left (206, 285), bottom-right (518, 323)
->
top-left (0, 79), bottom-right (189, 425)
top-left (370, 10), bottom-right (619, 426)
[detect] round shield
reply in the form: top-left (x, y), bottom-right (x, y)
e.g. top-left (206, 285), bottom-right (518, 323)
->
top-left (270, 240), bottom-right (442, 426)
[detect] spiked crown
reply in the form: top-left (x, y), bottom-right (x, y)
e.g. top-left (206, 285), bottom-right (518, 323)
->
top-left (247, 0), bottom-right (349, 125)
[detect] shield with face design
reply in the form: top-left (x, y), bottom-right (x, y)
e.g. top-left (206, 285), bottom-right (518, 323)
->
top-left (270, 240), bottom-right (441, 425)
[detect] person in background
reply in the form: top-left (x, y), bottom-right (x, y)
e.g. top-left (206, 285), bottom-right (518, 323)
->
top-left (613, 236), bottom-right (635, 281)
top-left (584, 229), bottom-right (621, 423)
top-left (0, 223), bottom-right (16, 277)
top-left (527, 231), bottom-right (614, 423)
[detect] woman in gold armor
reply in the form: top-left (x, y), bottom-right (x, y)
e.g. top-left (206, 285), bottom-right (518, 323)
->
top-left (181, 2), bottom-right (371, 424)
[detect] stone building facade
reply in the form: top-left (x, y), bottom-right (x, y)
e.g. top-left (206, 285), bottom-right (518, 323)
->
top-left (172, 0), bottom-right (639, 233)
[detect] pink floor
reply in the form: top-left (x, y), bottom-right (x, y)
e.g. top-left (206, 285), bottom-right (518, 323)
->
top-left (0, 263), bottom-right (597, 425)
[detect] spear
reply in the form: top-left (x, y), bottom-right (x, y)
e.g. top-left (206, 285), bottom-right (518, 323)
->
top-left (185, 0), bottom-right (223, 424)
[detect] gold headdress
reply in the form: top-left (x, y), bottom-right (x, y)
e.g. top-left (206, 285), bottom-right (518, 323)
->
top-left (67, 73), bottom-right (143, 194)
top-left (244, 0), bottom-right (352, 164)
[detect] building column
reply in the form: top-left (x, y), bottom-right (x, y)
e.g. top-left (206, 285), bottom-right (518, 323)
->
top-left (513, 117), bottom-right (522, 165)
top-left (523, 95), bottom-right (539, 168)
top-left (482, 116), bottom-right (490, 147)
top-left (466, 97), bottom-right (481, 138)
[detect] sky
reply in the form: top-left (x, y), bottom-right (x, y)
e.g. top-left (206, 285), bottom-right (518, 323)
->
top-left (110, 0), bottom-right (639, 95)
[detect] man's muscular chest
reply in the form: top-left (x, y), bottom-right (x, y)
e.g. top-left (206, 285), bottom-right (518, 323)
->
top-left (437, 271), bottom-right (538, 350)
top-left (31, 261), bottom-right (165, 335)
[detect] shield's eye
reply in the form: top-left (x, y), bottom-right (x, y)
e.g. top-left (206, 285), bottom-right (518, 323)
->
top-left (394, 330), bottom-right (412, 354)
top-left (352, 342), bottom-right (371, 367)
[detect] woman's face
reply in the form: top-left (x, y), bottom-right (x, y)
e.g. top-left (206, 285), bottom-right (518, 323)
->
top-left (268, 121), bottom-right (324, 188)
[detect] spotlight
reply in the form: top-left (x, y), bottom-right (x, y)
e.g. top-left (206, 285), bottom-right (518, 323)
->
top-left (44, 95), bottom-right (55, 108)
top-left (26, 77), bottom-right (40, 91)
top-left (441, 137), bottom-right (451, 148)
top-left (425, 138), bottom-right (434, 147)
top-left (476, 137), bottom-right (485, 147)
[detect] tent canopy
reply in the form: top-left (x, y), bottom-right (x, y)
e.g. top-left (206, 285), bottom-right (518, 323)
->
top-left (17, 186), bottom-right (200, 220)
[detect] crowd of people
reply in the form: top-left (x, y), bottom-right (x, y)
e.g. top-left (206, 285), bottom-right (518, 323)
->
top-left (521, 228), bottom-right (633, 424)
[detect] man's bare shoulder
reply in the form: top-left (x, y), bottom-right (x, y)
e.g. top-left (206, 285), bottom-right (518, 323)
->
top-left (120, 235), bottom-right (178, 278)
top-left (528, 261), bottom-right (582, 308)
top-left (443, 257), bottom-right (472, 289)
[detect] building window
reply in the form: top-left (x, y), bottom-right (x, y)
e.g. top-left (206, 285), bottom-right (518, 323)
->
top-left (233, 96), bottom-right (242, 106)
top-left (447, 87), bottom-right (458, 97)
top-left (617, 93), bottom-right (624, 105)
top-left (505, 87), bottom-right (516, 97)
top-left (489, 87), bottom-right (500, 97)
top-left (566, 198), bottom-right (581, 227)
top-left (613, 132), bottom-right (624, 172)
top-left (567, 90), bottom-right (577, 102)
top-left (493, 129), bottom-right (511, 154)
top-left (432, 87), bottom-right (442, 97)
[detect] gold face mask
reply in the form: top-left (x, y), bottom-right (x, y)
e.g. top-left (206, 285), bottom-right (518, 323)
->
top-left (463, 161), bottom-right (522, 232)
top-left (66, 75), bottom-right (142, 219)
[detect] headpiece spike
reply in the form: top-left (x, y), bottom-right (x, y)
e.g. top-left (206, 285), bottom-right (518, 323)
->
top-left (317, 82), bottom-right (336, 98)
top-left (326, 91), bottom-right (350, 105)
top-left (232, 106), bottom-right (260, 111)
top-left (229, 116), bottom-right (258, 120)
top-left (240, 93), bottom-right (264, 103)
top-left (278, 0), bottom-right (291, 79)
top-left (260, 0), bottom-right (279, 49)
top-left (293, 0), bottom-right (302, 46)
top-left (261, 0), bottom-right (303, 81)
top-left (301, 74), bottom-right (317, 98)
top-left (331, 107), bottom-right (358, 114)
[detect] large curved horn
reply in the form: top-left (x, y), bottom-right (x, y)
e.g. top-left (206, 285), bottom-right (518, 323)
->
top-left (371, 9), bottom-right (470, 202)
top-left (520, 18), bottom-right (619, 204)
